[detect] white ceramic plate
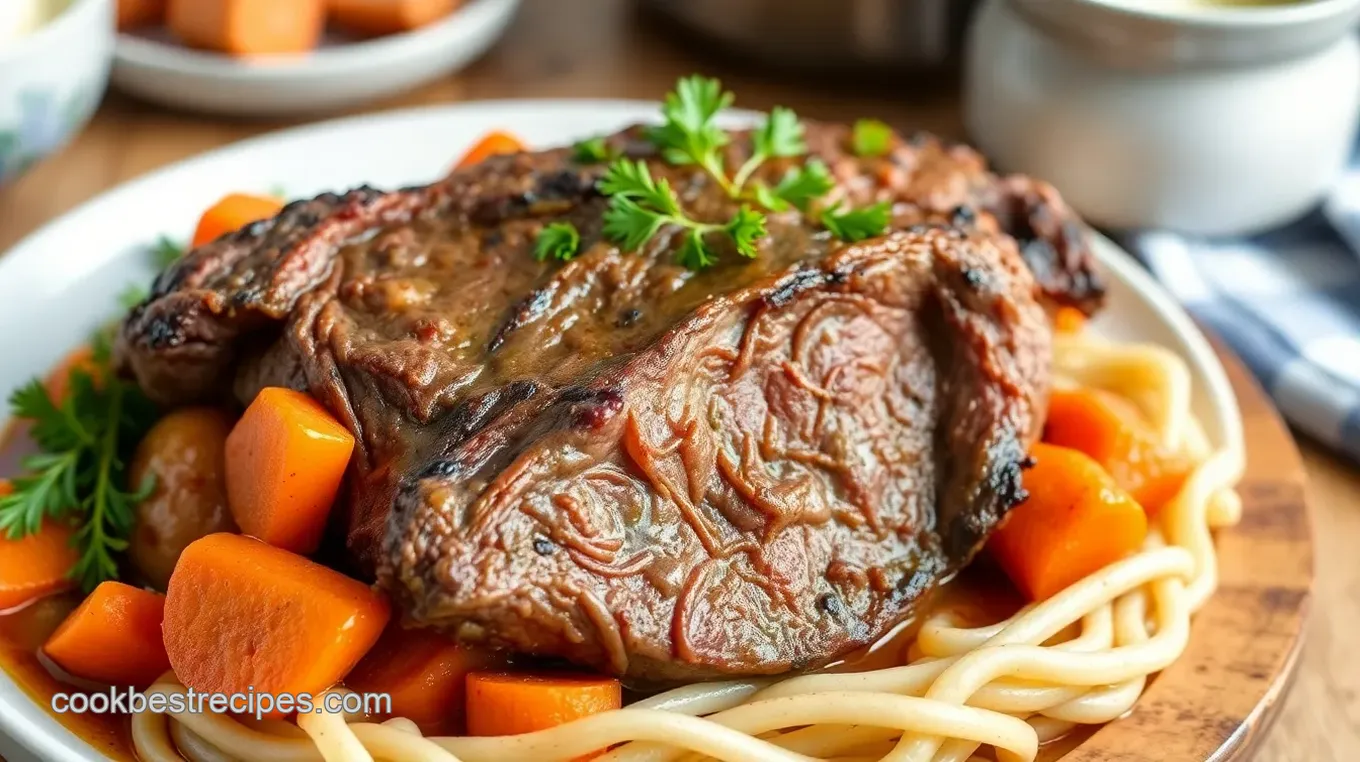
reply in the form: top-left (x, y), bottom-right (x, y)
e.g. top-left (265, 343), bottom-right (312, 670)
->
top-left (0, 100), bottom-right (1242, 762)
top-left (110, 0), bottom-right (520, 117)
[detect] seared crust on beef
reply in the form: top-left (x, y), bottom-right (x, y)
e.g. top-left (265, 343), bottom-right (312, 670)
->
top-left (116, 121), bottom-right (1098, 682)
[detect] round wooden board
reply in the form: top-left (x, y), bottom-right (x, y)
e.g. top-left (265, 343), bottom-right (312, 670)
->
top-left (1047, 341), bottom-right (1314, 762)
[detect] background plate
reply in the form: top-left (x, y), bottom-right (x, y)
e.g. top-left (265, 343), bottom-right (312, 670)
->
top-left (111, 0), bottom-right (521, 117)
top-left (0, 101), bottom-right (1312, 762)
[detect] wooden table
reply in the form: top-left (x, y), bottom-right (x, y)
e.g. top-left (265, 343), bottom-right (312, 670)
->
top-left (1, 1), bottom-right (1356, 759)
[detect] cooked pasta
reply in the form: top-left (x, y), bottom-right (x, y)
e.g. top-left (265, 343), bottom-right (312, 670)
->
top-left (131, 332), bottom-right (1244, 762)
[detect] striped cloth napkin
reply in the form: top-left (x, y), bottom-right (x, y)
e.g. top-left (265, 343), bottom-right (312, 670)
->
top-left (1126, 181), bottom-right (1360, 463)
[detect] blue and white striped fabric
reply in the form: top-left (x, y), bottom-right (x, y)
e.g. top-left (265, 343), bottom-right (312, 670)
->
top-left (1127, 188), bottom-right (1360, 463)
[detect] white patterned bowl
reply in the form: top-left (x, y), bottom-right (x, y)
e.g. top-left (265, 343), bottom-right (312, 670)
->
top-left (0, 0), bottom-right (113, 187)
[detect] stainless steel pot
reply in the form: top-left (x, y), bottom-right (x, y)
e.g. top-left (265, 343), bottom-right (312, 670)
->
top-left (640, 0), bottom-right (980, 71)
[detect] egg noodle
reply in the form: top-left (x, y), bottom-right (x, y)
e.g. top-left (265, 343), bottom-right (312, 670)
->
top-left (130, 332), bottom-right (1244, 762)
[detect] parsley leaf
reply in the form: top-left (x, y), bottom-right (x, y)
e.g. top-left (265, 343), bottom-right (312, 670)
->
top-left (599, 158), bottom-right (766, 269)
top-left (534, 222), bottom-right (582, 262)
top-left (822, 201), bottom-right (892, 243)
top-left (603, 196), bottom-right (668, 253)
top-left (676, 229), bottom-right (718, 271)
top-left (648, 76), bottom-right (733, 188)
top-left (601, 160), bottom-right (684, 253)
top-left (756, 159), bottom-right (835, 213)
top-left (751, 184), bottom-right (785, 214)
top-left (572, 136), bottom-right (614, 164)
top-left (852, 119), bottom-right (893, 157)
top-left (600, 159), bottom-right (682, 216)
top-left (731, 106), bottom-right (806, 193)
top-left (151, 236), bottom-right (185, 269)
top-left (11, 380), bottom-right (86, 464)
top-left (753, 106), bottom-right (807, 160)
top-left (725, 205), bottom-right (766, 259)
top-left (0, 351), bottom-right (158, 590)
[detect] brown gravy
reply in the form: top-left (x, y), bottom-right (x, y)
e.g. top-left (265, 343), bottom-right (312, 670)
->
top-left (0, 593), bottom-right (137, 761)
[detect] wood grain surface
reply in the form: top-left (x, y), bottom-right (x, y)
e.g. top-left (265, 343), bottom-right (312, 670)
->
top-left (1, 1), bottom-right (1356, 759)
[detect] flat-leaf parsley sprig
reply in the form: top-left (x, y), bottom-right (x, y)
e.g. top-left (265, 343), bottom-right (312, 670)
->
top-left (601, 159), bottom-right (766, 270)
top-left (646, 77), bottom-right (812, 209)
top-left (0, 339), bottom-right (158, 590)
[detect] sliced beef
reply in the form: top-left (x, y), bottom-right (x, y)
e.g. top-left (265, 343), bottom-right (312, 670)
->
top-left (116, 122), bottom-right (1099, 683)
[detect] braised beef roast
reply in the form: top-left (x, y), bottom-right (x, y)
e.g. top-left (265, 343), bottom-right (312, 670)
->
top-left (116, 123), bottom-right (1103, 683)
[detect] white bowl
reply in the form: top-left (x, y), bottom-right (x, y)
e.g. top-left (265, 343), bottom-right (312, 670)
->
top-left (965, 0), bottom-right (1360, 236)
top-left (110, 0), bottom-right (521, 118)
top-left (0, 101), bottom-right (1242, 761)
top-left (0, 0), bottom-right (113, 186)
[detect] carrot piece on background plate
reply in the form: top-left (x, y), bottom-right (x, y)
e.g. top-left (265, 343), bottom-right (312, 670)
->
top-left (117, 0), bottom-right (167, 30)
top-left (328, 0), bottom-right (460, 36)
top-left (465, 671), bottom-right (621, 741)
top-left (168, 0), bottom-right (325, 56)
top-left (43, 582), bottom-right (170, 687)
top-left (988, 443), bottom-right (1148, 602)
top-left (190, 193), bottom-right (286, 248)
top-left (1043, 388), bottom-right (1193, 515)
top-left (454, 130), bottom-right (527, 170)
top-left (0, 481), bottom-right (80, 613)
top-left (346, 626), bottom-right (502, 734)
top-left (163, 533), bottom-right (390, 716)
top-left (224, 387), bottom-right (355, 554)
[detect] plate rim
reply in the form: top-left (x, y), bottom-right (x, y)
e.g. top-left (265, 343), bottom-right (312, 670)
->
top-left (0, 99), bottom-right (1287, 762)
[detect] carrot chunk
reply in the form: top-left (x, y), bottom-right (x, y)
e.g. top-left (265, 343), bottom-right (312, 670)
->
top-left (988, 443), bottom-right (1148, 602)
top-left (190, 193), bottom-right (286, 248)
top-left (117, 0), bottom-right (168, 29)
top-left (1044, 388), bottom-right (1193, 515)
top-left (454, 131), bottom-right (526, 170)
top-left (465, 672), bottom-right (621, 740)
top-left (224, 388), bottom-right (355, 554)
top-left (163, 533), bottom-right (389, 715)
top-left (328, 0), bottom-right (459, 36)
top-left (0, 482), bottom-right (80, 612)
top-left (1054, 307), bottom-right (1086, 334)
top-left (168, 0), bottom-right (325, 56)
top-left (346, 626), bottom-right (501, 734)
top-left (43, 582), bottom-right (170, 687)
top-left (44, 345), bottom-right (99, 404)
